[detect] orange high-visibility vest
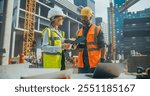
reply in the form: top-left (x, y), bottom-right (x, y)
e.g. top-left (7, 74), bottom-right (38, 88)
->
top-left (77, 24), bottom-right (101, 68)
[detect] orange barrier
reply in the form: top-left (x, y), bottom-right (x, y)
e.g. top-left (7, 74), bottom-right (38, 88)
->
top-left (19, 53), bottom-right (24, 64)
top-left (8, 58), bottom-right (11, 64)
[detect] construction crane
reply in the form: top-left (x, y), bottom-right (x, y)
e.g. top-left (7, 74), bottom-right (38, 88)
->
top-left (23, 0), bottom-right (36, 57)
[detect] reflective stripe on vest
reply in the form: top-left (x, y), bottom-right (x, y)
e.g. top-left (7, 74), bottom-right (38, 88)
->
top-left (62, 31), bottom-right (65, 38)
top-left (43, 52), bottom-right (62, 55)
top-left (86, 26), bottom-right (97, 45)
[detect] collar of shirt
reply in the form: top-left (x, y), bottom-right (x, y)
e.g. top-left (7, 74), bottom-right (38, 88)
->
top-left (83, 23), bottom-right (92, 29)
top-left (82, 23), bottom-right (92, 37)
top-left (49, 24), bottom-right (64, 42)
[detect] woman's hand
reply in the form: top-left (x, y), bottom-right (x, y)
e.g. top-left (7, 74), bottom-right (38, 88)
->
top-left (62, 43), bottom-right (71, 50)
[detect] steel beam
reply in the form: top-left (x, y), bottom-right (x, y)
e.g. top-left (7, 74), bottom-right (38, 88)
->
top-left (119, 0), bottom-right (140, 13)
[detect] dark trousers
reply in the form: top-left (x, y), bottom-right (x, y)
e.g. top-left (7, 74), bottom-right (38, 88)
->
top-left (61, 51), bottom-right (65, 70)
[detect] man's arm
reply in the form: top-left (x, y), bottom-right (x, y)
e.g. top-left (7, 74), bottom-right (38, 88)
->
top-left (97, 31), bottom-right (106, 61)
top-left (97, 31), bottom-right (105, 49)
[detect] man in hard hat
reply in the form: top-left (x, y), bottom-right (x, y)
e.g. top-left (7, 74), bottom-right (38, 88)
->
top-left (75, 7), bottom-right (106, 73)
top-left (41, 8), bottom-right (70, 70)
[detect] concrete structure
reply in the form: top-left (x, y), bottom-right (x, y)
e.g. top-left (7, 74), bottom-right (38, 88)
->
top-left (0, 0), bottom-right (4, 65)
top-left (123, 17), bottom-right (150, 58)
top-left (0, 0), bottom-right (14, 65)
top-left (95, 17), bottom-right (103, 26)
top-left (0, 0), bottom-right (4, 45)
top-left (0, 0), bottom-right (82, 65)
top-left (74, 0), bottom-right (95, 23)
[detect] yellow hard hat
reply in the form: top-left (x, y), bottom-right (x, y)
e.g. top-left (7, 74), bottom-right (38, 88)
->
top-left (81, 7), bottom-right (93, 16)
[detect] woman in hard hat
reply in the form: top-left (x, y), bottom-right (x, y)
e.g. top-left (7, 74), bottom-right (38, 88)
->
top-left (41, 7), bottom-right (70, 70)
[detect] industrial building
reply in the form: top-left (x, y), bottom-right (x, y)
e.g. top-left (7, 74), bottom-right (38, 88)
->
top-left (123, 17), bottom-right (150, 58)
top-left (123, 7), bottom-right (150, 58)
top-left (0, 0), bottom-right (82, 65)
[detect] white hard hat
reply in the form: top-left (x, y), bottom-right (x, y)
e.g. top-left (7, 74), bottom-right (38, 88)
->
top-left (48, 7), bottom-right (66, 19)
